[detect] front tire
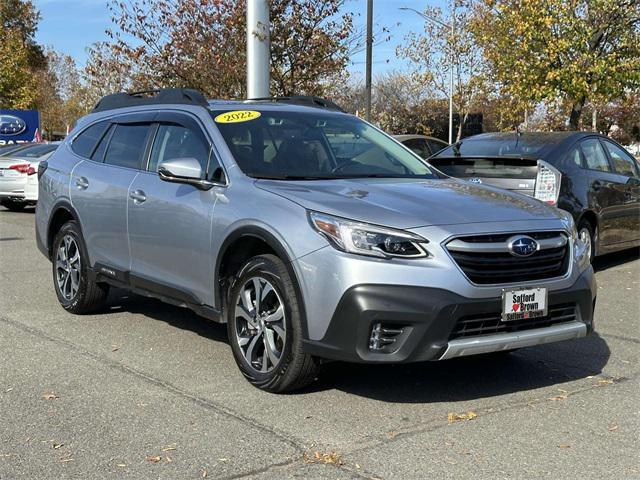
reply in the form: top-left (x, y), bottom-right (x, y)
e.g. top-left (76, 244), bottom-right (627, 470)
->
top-left (227, 254), bottom-right (318, 393)
top-left (52, 220), bottom-right (109, 314)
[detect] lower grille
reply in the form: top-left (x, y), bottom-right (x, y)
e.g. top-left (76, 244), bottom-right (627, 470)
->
top-left (449, 303), bottom-right (577, 340)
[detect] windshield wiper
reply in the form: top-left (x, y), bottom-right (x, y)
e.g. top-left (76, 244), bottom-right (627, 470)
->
top-left (452, 140), bottom-right (463, 156)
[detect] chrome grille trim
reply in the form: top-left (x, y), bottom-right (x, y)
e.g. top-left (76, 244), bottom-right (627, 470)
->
top-left (445, 230), bottom-right (571, 285)
top-left (447, 233), bottom-right (567, 253)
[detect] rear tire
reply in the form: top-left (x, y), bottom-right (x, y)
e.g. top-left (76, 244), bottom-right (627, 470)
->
top-left (1, 200), bottom-right (25, 212)
top-left (227, 254), bottom-right (318, 393)
top-left (577, 219), bottom-right (595, 263)
top-left (52, 220), bottom-right (109, 314)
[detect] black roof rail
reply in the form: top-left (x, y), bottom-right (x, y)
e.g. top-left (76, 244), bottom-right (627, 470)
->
top-left (92, 88), bottom-right (209, 113)
top-left (246, 96), bottom-right (345, 112)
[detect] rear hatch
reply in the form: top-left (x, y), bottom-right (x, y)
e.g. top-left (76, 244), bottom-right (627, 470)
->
top-left (428, 156), bottom-right (538, 196)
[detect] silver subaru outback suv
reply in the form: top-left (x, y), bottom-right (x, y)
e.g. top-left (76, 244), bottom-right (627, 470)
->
top-left (36, 89), bottom-right (596, 392)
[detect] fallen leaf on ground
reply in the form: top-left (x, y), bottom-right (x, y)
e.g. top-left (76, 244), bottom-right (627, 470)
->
top-left (165, 456), bottom-right (172, 463)
top-left (116, 464), bottom-right (127, 468)
top-left (387, 431), bottom-right (398, 439)
top-left (609, 424), bottom-right (619, 432)
top-left (5, 388), bottom-right (13, 393)
top-left (111, 345), bottom-right (119, 352)
top-left (598, 379), bottom-right (614, 385)
top-left (146, 455), bottom-right (162, 463)
top-left (558, 444), bottom-right (571, 449)
top-left (161, 445), bottom-right (176, 452)
top-left (42, 393), bottom-right (58, 400)
top-left (201, 468), bottom-right (208, 478)
top-left (303, 451), bottom-right (342, 465)
top-left (548, 394), bottom-right (568, 401)
top-left (447, 411), bottom-right (477, 423)
top-left (52, 443), bottom-right (63, 449)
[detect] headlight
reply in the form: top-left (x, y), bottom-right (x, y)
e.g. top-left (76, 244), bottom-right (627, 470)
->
top-left (308, 211), bottom-right (429, 259)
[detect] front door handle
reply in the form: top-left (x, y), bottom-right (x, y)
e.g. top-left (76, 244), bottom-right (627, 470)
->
top-left (75, 177), bottom-right (89, 190)
top-left (129, 189), bottom-right (147, 204)
top-left (592, 180), bottom-right (602, 192)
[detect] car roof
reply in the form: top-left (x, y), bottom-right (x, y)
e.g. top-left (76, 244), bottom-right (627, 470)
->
top-left (394, 134), bottom-right (448, 144)
top-left (0, 143), bottom-right (33, 156)
top-left (467, 131), bottom-right (588, 143)
top-left (207, 99), bottom-right (349, 116)
top-left (433, 131), bottom-right (597, 159)
top-left (7, 143), bottom-right (59, 160)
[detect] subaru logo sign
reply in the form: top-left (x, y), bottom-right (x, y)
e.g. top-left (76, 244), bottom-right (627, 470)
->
top-left (507, 235), bottom-right (538, 257)
top-left (468, 177), bottom-right (482, 184)
top-left (0, 115), bottom-right (27, 136)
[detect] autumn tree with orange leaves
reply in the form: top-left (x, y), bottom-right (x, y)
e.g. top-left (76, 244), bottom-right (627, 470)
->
top-left (85, 0), bottom-right (357, 99)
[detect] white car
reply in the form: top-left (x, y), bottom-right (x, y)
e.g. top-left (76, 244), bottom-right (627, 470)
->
top-left (0, 143), bottom-right (59, 211)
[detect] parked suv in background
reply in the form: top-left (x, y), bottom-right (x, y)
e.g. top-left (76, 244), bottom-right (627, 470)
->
top-left (36, 89), bottom-right (596, 392)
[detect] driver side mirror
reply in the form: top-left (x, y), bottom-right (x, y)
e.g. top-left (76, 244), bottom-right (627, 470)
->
top-left (157, 157), bottom-right (214, 190)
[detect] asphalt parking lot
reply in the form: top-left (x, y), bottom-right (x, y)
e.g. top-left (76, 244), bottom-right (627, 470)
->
top-left (1, 208), bottom-right (639, 480)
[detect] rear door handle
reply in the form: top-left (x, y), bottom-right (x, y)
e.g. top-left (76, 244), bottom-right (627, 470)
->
top-left (75, 177), bottom-right (89, 190)
top-left (129, 189), bottom-right (146, 204)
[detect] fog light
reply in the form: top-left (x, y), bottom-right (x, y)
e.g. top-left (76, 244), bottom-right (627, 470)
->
top-left (369, 323), bottom-right (405, 351)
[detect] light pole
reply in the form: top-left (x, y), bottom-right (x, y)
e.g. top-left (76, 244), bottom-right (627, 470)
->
top-left (365, 0), bottom-right (373, 122)
top-left (247, 0), bottom-right (270, 99)
top-left (400, 3), bottom-right (455, 144)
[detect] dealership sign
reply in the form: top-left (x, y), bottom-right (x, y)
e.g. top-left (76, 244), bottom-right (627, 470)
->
top-left (0, 109), bottom-right (40, 144)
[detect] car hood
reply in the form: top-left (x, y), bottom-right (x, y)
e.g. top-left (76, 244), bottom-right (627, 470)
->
top-left (256, 177), bottom-right (560, 229)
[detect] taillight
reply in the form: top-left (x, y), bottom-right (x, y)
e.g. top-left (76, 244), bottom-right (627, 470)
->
top-left (37, 160), bottom-right (48, 180)
top-left (534, 160), bottom-right (561, 206)
top-left (9, 164), bottom-right (36, 175)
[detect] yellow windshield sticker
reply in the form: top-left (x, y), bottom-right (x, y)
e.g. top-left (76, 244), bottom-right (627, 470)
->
top-left (214, 110), bottom-right (261, 124)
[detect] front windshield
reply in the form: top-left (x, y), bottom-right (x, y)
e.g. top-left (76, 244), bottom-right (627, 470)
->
top-left (211, 109), bottom-right (437, 179)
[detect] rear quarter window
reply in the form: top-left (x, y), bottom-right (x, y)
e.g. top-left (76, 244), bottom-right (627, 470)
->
top-left (71, 121), bottom-right (109, 158)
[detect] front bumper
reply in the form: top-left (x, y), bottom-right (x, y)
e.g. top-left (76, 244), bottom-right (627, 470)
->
top-left (302, 267), bottom-right (596, 363)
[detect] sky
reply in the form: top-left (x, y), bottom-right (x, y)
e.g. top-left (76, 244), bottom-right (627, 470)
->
top-left (31, 0), bottom-right (447, 78)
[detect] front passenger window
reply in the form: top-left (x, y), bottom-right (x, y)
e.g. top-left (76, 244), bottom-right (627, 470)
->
top-left (148, 124), bottom-right (210, 174)
top-left (603, 140), bottom-right (639, 178)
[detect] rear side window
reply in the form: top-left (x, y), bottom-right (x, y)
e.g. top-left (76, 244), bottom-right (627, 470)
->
top-left (72, 121), bottom-right (109, 158)
top-left (103, 124), bottom-right (150, 169)
top-left (602, 140), bottom-right (639, 178)
top-left (566, 146), bottom-right (583, 167)
top-left (91, 125), bottom-right (113, 162)
top-left (148, 124), bottom-right (209, 173)
top-left (403, 139), bottom-right (430, 159)
top-left (579, 138), bottom-right (611, 172)
top-left (427, 140), bottom-right (447, 155)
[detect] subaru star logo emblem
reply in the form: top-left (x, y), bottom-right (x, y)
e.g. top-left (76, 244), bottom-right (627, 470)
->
top-left (0, 115), bottom-right (27, 136)
top-left (507, 235), bottom-right (538, 257)
top-left (468, 177), bottom-right (482, 184)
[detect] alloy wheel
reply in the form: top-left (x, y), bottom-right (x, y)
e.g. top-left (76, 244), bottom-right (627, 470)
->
top-left (56, 234), bottom-right (81, 300)
top-left (234, 276), bottom-right (287, 373)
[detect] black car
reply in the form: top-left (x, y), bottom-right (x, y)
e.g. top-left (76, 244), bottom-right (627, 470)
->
top-left (430, 132), bottom-right (640, 261)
